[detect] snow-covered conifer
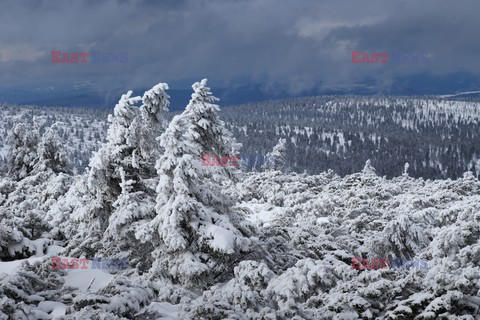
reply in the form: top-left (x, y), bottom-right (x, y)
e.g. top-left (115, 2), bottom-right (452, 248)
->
top-left (65, 91), bottom-right (143, 257)
top-left (7, 123), bottom-right (39, 180)
top-left (362, 159), bottom-right (376, 176)
top-left (62, 84), bottom-right (170, 262)
top-left (102, 167), bottom-right (156, 272)
top-left (403, 162), bottom-right (410, 177)
top-left (33, 124), bottom-right (68, 174)
top-left (128, 83), bottom-right (170, 176)
top-left (263, 138), bottom-right (287, 172)
top-left (142, 79), bottom-right (254, 288)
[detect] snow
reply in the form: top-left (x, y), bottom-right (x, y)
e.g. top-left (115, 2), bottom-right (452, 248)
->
top-left (0, 244), bottom-right (113, 294)
top-left (37, 301), bottom-right (68, 318)
top-left (46, 244), bottom-right (64, 256)
top-left (0, 242), bottom-right (63, 276)
top-left (316, 216), bottom-right (330, 225)
top-left (62, 258), bottom-right (115, 292)
top-left (438, 90), bottom-right (480, 98)
top-left (137, 302), bottom-right (179, 320)
top-left (0, 256), bottom-right (44, 276)
top-left (205, 224), bottom-right (235, 253)
top-left (243, 203), bottom-right (284, 226)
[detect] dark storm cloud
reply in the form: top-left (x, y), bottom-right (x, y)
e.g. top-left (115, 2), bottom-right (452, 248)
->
top-left (0, 0), bottom-right (478, 95)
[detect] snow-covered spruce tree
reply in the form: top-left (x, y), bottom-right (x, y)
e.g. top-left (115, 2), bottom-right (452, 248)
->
top-left (403, 162), bottom-right (410, 177)
top-left (367, 214), bottom-right (431, 260)
top-left (62, 90), bottom-right (141, 258)
top-left (102, 167), bottom-right (156, 272)
top-left (0, 221), bottom-right (34, 260)
top-left (262, 138), bottom-right (287, 172)
top-left (62, 85), bottom-right (169, 262)
top-left (139, 79), bottom-right (255, 289)
top-left (362, 159), bottom-right (376, 176)
top-left (126, 83), bottom-right (170, 178)
top-left (183, 260), bottom-right (277, 319)
top-left (6, 122), bottom-right (39, 180)
top-left (32, 124), bottom-right (69, 175)
top-left (6, 120), bottom-right (68, 177)
top-left (101, 84), bottom-right (170, 271)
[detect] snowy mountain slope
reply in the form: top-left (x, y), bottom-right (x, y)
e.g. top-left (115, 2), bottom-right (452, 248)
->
top-left (1, 86), bottom-right (480, 319)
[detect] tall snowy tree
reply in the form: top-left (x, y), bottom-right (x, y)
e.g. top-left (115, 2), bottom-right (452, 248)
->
top-left (263, 138), bottom-right (287, 172)
top-left (102, 84), bottom-right (170, 270)
top-left (362, 159), bottom-right (377, 176)
top-left (127, 83), bottom-right (170, 178)
top-left (32, 124), bottom-right (69, 175)
top-left (139, 79), bottom-right (255, 288)
top-left (6, 123), bottom-right (39, 180)
top-left (68, 90), bottom-right (142, 257)
top-left (62, 84), bottom-right (170, 260)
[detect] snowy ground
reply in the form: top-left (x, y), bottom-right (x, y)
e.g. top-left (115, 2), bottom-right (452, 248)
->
top-left (0, 243), bottom-right (179, 319)
top-left (2, 93), bottom-right (480, 319)
top-left (243, 203), bottom-right (286, 227)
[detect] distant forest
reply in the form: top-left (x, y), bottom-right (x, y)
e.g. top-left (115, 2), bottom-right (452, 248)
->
top-left (2, 95), bottom-right (480, 180)
top-left (220, 96), bottom-right (480, 179)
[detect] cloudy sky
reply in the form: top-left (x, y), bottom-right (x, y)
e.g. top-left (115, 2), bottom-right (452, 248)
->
top-left (0, 0), bottom-right (479, 107)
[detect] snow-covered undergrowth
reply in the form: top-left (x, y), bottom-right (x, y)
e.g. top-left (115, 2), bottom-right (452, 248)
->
top-left (1, 81), bottom-right (480, 319)
top-left (221, 168), bottom-right (480, 319)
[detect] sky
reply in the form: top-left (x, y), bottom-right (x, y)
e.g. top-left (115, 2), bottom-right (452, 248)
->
top-left (0, 0), bottom-right (479, 108)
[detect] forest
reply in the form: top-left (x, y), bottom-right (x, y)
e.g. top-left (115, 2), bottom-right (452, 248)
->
top-left (0, 81), bottom-right (479, 319)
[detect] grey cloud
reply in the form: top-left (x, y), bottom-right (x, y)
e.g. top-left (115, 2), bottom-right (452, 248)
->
top-left (0, 0), bottom-right (478, 95)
